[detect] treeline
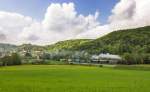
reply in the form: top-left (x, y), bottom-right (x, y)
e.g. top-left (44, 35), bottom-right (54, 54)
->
top-left (45, 26), bottom-right (150, 65)
top-left (0, 53), bottom-right (21, 66)
top-left (41, 50), bottom-right (150, 65)
top-left (40, 50), bottom-right (91, 62)
top-left (121, 53), bottom-right (150, 65)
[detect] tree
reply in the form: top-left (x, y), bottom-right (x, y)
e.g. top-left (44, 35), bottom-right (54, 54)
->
top-left (11, 53), bottom-right (22, 65)
top-left (0, 56), bottom-right (12, 66)
top-left (122, 53), bottom-right (133, 64)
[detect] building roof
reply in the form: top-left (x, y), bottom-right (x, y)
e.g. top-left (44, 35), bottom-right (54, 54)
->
top-left (91, 53), bottom-right (122, 60)
top-left (99, 53), bottom-right (122, 60)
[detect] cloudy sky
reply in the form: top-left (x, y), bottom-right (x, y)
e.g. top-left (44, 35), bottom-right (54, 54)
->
top-left (0, 0), bottom-right (150, 45)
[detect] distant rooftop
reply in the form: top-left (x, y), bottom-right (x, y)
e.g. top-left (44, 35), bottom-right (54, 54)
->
top-left (92, 53), bottom-right (122, 60)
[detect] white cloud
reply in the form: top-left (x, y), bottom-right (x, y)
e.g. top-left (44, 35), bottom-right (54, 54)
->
top-left (109, 0), bottom-right (150, 30)
top-left (0, 1), bottom-right (150, 45)
top-left (77, 0), bottom-right (150, 39)
top-left (18, 2), bottom-right (102, 45)
top-left (42, 3), bottom-right (100, 34)
top-left (0, 11), bottom-right (33, 44)
top-left (76, 25), bottom-right (111, 39)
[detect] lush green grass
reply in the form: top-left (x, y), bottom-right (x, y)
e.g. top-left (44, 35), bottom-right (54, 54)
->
top-left (114, 65), bottom-right (150, 71)
top-left (0, 65), bottom-right (150, 92)
top-left (44, 60), bottom-right (67, 65)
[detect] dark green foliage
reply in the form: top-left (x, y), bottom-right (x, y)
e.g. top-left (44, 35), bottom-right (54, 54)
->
top-left (24, 52), bottom-right (32, 57)
top-left (1, 56), bottom-right (12, 66)
top-left (73, 26), bottom-right (150, 54)
top-left (45, 26), bottom-right (150, 64)
top-left (0, 53), bottom-right (21, 66)
top-left (46, 39), bottom-right (92, 52)
top-left (46, 26), bottom-right (150, 55)
top-left (121, 53), bottom-right (150, 64)
top-left (11, 53), bottom-right (22, 65)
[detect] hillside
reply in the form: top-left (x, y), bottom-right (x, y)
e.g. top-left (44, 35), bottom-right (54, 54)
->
top-left (46, 26), bottom-right (150, 55)
top-left (0, 43), bottom-right (17, 52)
top-left (0, 43), bottom-right (45, 52)
top-left (17, 44), bottom-right (45, 51)
top-left (74, 26), bottom-right (150, 54)
top-left (46, 39), bottom-right (92, 52)
top-left (0, 26), bottom-right (150, 55)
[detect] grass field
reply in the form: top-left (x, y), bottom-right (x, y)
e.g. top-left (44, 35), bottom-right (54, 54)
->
top-left (0, 65), bottom-right (150, 92)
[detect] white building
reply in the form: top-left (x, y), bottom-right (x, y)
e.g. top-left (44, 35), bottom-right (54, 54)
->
top-left (91, 53), bottom-right (122, 64)
top-left (99, 53), bottom-right (122, 60)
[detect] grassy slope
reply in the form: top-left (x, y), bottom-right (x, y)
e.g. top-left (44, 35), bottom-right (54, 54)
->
top-left (74, 26), bottom-right (150, 54)
top-left (45, 26), bottom-right (150, 54)
top-left (46, 39), bottom-right (92, 51)
top-left (0, 65), bottom-right (150, 92)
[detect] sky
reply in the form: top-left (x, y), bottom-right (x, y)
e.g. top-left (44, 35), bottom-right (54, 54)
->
top-left (0, 0), bottom-right (119, 23)
top-left (0, 0), bottom-right (150, 45)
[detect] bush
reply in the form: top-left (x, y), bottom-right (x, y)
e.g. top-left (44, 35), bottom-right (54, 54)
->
top-left (0, 53), bottom-right (22, 66)
top-left (122, 53), bottom-right (150, 64)
top-left (99, 65), bottom-right (103, 67)
top-left (11, 53), bottom-right (22, 65)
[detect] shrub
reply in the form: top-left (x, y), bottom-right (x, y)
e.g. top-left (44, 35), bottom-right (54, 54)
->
top-left (0, 53), bottom-right (22, 66)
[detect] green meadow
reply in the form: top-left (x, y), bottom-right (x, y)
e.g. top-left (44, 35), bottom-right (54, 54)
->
top-left (0, 65), bottom-right (150, 92)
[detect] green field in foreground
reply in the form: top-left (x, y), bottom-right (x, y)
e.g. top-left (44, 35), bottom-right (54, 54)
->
top-left (0, 65), bottom-right (150, 92)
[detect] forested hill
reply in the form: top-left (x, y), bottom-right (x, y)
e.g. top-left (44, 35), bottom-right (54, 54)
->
top-left (0, 43), bottom-right (17, 51)
top-left (0, 26), bottom-right (150, 55)
top-left (46, 26), bottom-right (150, 55)
top-left (0, 43), bottom-right (45, 52)
top-left (17, 44), bottom-right (45, 51)
top-left (46, 39), bottom-right (92, 51)
top-left (73, 26), bottom-right (150, 54)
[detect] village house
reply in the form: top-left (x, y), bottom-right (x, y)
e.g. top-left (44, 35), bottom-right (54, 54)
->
top-left (91, 53), bottom-right (122, 64)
